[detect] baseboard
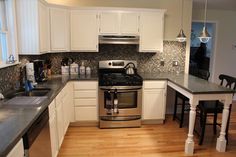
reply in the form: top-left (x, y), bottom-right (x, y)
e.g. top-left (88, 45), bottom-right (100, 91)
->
top-left (70, 121), bottom-right (99, 127)
top-left (141, 119), bottom-right (164, 124)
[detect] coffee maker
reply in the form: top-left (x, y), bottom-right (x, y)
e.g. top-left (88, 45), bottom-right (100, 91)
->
top-left (33, 60), bottom-right (47, 82)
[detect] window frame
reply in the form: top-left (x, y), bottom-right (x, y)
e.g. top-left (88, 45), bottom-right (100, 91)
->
top-left (0, 0), bottom-right (18, 68)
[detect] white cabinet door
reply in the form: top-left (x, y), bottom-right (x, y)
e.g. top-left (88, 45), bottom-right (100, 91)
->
top-left (55, 94), bottom-right (64, 147)
top-left (49, 113), bottom-right (58, 157)
top-left (99, 12), bottom-right (139, 35)
top-left (120, 12), bottom-right (139, 35)
top-left (16, 0), bottom-right (49, 54)
top-left (142, 81), bottom-right (166, 120)
top-left (49, 100), bottom-right (59, 157)
top-left (139, 11), bottom-right (164, 53)
top-left (143, 89), bottom-right (165, 120)
top-left (6, 139), bottom-right (24, 157)
top-left (99, 12), bottom-right (120, 35)
top-left (71, 10), bottom-right (99, 52)
top-left (38, 1), bottom-right (50, 53)
top-left (50, 7), bottom-right (69, 51)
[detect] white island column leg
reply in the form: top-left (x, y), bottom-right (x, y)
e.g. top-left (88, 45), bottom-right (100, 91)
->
top-left (185, 99), bottom-right (198, 155)
top-left (216, 96), bottom-right (232, 152)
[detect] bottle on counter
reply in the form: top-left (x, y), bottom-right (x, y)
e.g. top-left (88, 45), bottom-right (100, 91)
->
top-left (86, 66), bottom-right (91, 75)
top-left (79, 61), bottom-right (85, 75)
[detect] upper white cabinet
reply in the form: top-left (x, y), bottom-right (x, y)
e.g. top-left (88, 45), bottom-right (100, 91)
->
top-left (70, 10), bottom-right (99, 52)
top-left (99, 11), bottom-right (139, 35)
top-left (50, 7), bottom-right (70, 52)
top-left (139, 11), bottom-right (164, 53)
top-left (16, 0), bottom-right (50, 55)
top-left (120, 12), bottom-right (139, 35)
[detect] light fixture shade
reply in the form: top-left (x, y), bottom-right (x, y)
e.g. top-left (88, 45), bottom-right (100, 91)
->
top-left (198, 26), bottom-right (211, 43)
top-left (176, 29), bottom-right (187, 42)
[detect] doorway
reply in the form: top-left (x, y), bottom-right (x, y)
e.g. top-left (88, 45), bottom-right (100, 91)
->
top-left (189, 21), bottom-right (217, 81)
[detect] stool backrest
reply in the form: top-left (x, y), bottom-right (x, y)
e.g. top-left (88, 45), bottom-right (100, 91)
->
top-left (219, 74), bottom-right (236, 93)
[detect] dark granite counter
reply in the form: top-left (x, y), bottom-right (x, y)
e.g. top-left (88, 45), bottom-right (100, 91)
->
top-left (140, 72), bottom-right (235, 94)
top-left (0, 73), bottom-right (97, 157)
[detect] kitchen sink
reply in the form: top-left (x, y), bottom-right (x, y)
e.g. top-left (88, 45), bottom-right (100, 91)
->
top-left (3, 88), bottom-right (52, 107)
top-left (5, 88), bottom-right (51, 99)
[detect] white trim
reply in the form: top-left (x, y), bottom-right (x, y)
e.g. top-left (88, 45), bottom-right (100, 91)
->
top-left (0, 61), bottom-right (20, 69)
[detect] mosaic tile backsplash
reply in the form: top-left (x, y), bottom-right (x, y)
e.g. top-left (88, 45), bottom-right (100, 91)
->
top-left (0, 41), bottom-right (185, 93)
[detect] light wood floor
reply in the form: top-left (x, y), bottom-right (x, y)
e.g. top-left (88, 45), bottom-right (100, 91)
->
top-left (58, 111), bottom-right (236, 157)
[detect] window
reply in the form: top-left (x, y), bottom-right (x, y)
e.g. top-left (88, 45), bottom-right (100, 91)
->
top-left (0, 0), bottom-right (17, 67)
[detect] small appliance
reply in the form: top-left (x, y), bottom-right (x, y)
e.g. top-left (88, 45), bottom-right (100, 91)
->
top-left (33, 60), bottom-right (47, 82)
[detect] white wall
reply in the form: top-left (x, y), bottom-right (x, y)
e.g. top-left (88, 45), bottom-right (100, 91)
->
top-left (46, 0), bottom-right (193, 73)
top-left (192, 9), bottom-right (236, 83)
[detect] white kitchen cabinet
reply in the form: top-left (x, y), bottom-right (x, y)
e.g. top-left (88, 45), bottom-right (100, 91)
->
top-left (99, 11), bottom-right (139, 35)
top-left (55, 92), bottom-right (64, 147)
top-left (16, 0), bottom-right (50, 54)
top-left (6, 139), bottom-right (24, 157)
top-left (142, 81), bottom-right (166, 122)
top-left (48, 100), bottom-right (59, 157)
top-left (50, 7), bottom-right (70, 52)
top-left (139, 11), bottom-right (164, 53)
top-left (99, 12), bottom-right (119, 35)
top-left (73, 81), bottom-right (98, 121)
top-left (62, 82), bottom-right (74, 134)
top-left (70, 10), bottom-right (99, 52)
top-left (120, 12), bottom-right (139, 35)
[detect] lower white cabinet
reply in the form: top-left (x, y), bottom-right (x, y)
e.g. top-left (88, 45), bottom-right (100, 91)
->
top-left (49, 100), bottom-right (59, 157)
top-left (142, 81), bottom-right (166, 122)
top-left (73, 81), bottom-right (98, 121)
top-left (55, 91), bottom-right (64, 147)
top-left (7, 139), bottom-right (24, 157)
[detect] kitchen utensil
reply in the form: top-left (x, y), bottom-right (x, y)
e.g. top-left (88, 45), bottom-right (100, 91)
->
top-left (124, 62), bottom-right (136, 75)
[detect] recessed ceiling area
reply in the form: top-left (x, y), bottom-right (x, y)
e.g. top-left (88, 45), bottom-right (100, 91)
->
top-left (193, 0), bottom-right (236, 11)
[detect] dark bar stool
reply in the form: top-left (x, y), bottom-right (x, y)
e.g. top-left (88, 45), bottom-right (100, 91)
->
top-left (196, 74), bottom-right (236, 145)
top-left (173, 69), bottom-right (210, 128)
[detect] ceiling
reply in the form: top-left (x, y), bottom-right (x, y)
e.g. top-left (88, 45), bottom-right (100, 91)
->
top-left (193, 0), bottom-right (236, 11)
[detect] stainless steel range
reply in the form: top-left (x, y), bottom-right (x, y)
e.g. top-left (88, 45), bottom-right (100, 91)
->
top-left (98, 60), bottom-right (143, 128)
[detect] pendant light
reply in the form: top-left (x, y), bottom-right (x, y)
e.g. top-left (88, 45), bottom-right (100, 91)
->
top-left (176, 0), bottom-right (186, 42)
top-left (198, 0), bottom-right (211, 43)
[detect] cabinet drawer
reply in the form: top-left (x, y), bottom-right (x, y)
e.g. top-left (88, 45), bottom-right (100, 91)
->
top-left (143, 81), bottom-right (166, 89)
top-left (74, 91), bottom-right (97, 98)
top-left (74, 81), bottom-right (98, 90)
top-left (74, 98), bottom-right (97, 107)
top-left (75, 107), bottom-right (98, 121)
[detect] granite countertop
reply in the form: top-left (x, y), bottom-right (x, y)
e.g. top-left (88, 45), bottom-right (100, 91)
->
top-left (140, 72), bottom-right (235, 94)
top-left (0, 73), bottom-right (97, 157)
top-left (0, 72), bottom-right (234, 156)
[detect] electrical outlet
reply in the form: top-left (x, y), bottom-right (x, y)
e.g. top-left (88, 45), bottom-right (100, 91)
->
top-left (160, 60), bottom-right (165, 66)
top-left (232, 44), bottom-right (236, 50)
top-left (172, 60), bottom-right (178, 66)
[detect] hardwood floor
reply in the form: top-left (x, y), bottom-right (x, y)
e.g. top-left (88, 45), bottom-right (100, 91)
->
top-left (58, 110), bottom-right (236, 157)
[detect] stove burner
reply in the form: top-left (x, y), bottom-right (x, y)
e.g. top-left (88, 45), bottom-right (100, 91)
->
top-left (99, 73), bottom-right (143, 86)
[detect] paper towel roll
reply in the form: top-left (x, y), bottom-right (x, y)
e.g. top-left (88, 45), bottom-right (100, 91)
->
top-left (26, 63), bottom-right (35, 82)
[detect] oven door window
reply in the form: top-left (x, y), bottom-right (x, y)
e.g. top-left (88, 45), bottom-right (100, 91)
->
top-left (117, 91), bottom-right (137, 108)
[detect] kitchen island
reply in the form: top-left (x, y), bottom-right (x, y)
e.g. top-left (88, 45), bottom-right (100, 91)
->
top-left (140, 73), bottom-right (234, 155)
top-left (0, 73), bottom-right (234, 156)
